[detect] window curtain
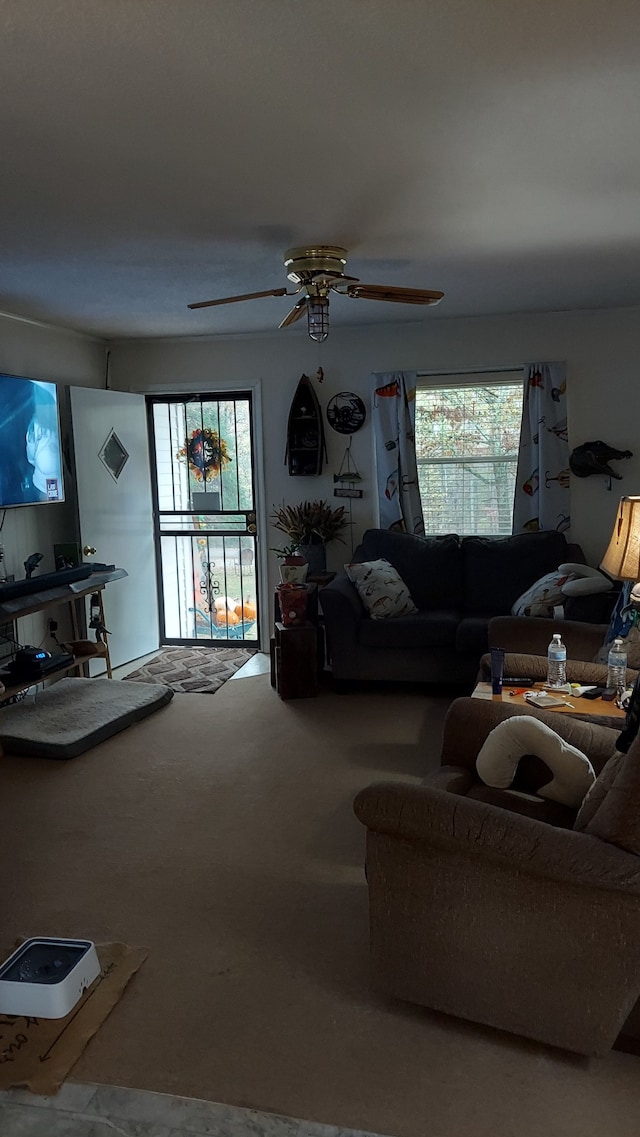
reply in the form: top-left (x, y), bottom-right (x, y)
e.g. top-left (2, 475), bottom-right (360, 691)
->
top-left (371, 371), bottom-right (424, 533)
top-left (513, 362), bottom-right (570, 536)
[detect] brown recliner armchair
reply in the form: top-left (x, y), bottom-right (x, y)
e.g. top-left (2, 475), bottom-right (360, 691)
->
top-left (354, 696), bottom-right (640, 1055)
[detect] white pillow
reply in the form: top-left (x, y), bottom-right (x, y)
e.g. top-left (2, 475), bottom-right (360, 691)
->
top-left (557, 563), bottom-right (613, 596)
top-left (476, 716), bottom-right (596, 808)
top-left (346, 558), bottom-right (418, 620)
top-left (511, 569), bottom-right (579, 618)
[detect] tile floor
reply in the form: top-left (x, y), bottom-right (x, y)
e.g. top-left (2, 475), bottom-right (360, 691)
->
top-left (229, 652), bottom-right (271, 679)
top-left (0, 1082), bottom-right (388, 1136)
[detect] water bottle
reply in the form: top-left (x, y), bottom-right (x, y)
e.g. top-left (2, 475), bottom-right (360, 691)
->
top-left (547, 633), bottom-right (567, 688)
top-left (607, 637), bottom-right (628, 693)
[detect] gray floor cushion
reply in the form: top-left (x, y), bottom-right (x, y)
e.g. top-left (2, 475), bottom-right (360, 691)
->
top-left (0, 677), bottom-right (174, 759)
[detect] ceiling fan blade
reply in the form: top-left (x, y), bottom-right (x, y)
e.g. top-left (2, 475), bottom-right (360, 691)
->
top-left (278, 297), bottom-right (308, 328)
top-left (345, 284), bottom-right (444, 306)
top-left (188, 287), bottom-right (288, 310)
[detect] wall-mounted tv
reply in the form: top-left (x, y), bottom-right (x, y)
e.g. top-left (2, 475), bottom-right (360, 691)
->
top-left (0, 373), bottom-right (65, 508)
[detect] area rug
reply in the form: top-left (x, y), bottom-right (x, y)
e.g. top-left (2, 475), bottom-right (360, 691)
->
top-left (123, 645), bottom-right (256, 693)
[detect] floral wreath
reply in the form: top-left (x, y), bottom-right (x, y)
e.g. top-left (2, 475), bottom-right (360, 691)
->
top-left (176, 427), bottom-right (232, 482)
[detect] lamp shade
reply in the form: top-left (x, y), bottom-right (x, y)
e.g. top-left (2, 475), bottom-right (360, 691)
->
top-left (600, 496), bottom-right (640, 580)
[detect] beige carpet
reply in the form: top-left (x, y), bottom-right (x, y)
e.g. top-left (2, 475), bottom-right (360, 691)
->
top-left (1, 677), bottom-right (640, 1137)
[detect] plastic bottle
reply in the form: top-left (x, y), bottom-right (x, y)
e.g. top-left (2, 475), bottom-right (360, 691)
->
top-left (547, 633), bottom-right (567, 689)
top-left (607, 637), bottom-right (628, 692)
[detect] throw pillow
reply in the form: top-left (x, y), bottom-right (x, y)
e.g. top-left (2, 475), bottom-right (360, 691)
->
top-left (476, 715), bottom-right (596, 808)
top-left (511, 570), bottom-right (579, 618)
top-left (511, 564), bottom-right (613, 618)
top-left (556, 563), bottom-right (614, 597)
top-left (345, 558), bottom-right (418, 620)
top-left (581, 733), bottom-right (640, 854)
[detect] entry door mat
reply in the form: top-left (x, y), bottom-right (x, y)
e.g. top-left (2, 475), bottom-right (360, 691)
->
top-left (0, 678), bottom-right (174, 759)
top-left (0, 941), bottom-right (147, 1095)
top-left (124, 645), bottom-right (256, 693)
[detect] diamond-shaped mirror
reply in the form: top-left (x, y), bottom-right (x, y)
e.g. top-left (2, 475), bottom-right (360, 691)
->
top-left (99, 429), bottom-right (129, 481)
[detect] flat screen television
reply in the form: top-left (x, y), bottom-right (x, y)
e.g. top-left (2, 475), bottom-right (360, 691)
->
top-left (0, 373), bottom-right (65, 508)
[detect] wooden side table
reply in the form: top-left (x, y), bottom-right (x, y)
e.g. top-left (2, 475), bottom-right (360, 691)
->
top-left (271, 621), bottom-right (319, 699)
top-left (471, 680), bottom-right (626, 725)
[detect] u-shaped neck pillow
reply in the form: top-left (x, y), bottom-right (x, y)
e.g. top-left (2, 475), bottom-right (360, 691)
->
top-left (476, 716), bottom-right (596, 808)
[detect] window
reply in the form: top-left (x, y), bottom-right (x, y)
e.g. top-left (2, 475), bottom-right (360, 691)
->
top-left (415, 372), bottom-right (524, 536)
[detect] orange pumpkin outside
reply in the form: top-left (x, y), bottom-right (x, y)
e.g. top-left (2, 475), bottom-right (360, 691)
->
top-left (235, 600), bottom-right (257, 621)
top-left (218, 609), bottom-right (240, 626)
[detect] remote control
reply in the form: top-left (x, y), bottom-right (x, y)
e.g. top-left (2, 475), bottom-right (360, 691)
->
top-left (503, 677), bottom-right (535, 687)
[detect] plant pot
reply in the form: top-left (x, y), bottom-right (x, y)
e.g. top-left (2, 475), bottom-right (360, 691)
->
top-left (278, 552), bottom-right (308, 585)
top-left (279, 562), bottom-right (309, 584)
top-left (298, 543), bottom-right (326, 575)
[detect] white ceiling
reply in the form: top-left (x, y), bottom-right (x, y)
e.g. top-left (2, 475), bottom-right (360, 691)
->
top-left (1, 0), bottom-right (640, 341)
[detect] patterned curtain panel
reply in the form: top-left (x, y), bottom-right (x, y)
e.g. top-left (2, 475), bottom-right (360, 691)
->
top-left (513, 362), bottom-right (570, 536)
top-left (371, 371), bottom-right (425, 533)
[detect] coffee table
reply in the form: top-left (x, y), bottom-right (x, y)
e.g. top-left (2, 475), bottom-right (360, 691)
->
top-left (471, 681), bottom-right (627, 723)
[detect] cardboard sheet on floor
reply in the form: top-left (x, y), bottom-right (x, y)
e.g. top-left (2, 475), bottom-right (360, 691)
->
top-left (0, 941), bottom-right (147, 1095)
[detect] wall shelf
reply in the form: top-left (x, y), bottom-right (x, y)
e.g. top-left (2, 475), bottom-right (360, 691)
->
top-left (285, 374), bottom-right (326, 477)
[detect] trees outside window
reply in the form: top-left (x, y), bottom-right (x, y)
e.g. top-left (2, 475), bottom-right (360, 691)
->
top-left (415, 376), bottom-right (523, 536)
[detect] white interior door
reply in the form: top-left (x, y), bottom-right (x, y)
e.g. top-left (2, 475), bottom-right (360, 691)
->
top-left (70, 387), bottom-right (159, 669)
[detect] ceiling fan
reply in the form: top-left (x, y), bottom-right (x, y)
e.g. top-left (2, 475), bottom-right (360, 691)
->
top-left (188, 246), bottom-right (444, 341)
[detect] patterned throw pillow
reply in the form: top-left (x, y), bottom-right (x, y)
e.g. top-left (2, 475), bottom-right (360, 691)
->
top-left (346, 558), bottom-right (418, 620)
top-left (511, 570), bottom-right (578, 618)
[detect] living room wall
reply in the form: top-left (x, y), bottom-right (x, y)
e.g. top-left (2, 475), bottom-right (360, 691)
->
top-left (0, 313), bottom-right (106, 642)
top-left (1, 303), bottom-right (637, 640)
top-left (109, 304), bottom-right (640, 577)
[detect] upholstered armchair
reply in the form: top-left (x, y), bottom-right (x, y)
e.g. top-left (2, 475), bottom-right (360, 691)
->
top-left (354, 696), bottom-right (640, 1055)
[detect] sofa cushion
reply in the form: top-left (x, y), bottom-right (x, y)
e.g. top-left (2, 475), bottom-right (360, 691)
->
top-left (462, 530), bottom-right (570, 616)
top-left (360, 529), bottom-right (463, 610)
top-left (573, 749), bottom-right (624, 831)
top-left (345, 558), bottom-right (418, 620)
top-left (359, 609), bottom-right (459, 649)
top-left (466, 784), bottom-right (577, 828)
top-left (580, 734), bottom-right (640, 854)
top-left (455, 616), bottom-right (492, 657)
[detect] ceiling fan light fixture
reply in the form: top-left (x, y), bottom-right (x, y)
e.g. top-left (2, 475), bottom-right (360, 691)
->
top-left (307, 296), bottom-right (330, 342)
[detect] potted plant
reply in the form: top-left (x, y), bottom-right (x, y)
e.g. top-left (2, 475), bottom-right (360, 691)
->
top-left (271, 542), bottom-right (309, 584)
top-left (271, 499), bottom-right (349, 574)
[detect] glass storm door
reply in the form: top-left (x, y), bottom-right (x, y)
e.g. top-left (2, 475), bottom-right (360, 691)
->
top-left (148, 394), bottom-right (260, 648)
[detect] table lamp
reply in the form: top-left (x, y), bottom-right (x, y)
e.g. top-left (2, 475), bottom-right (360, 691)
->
top-left (600, 496), bottom-right (640, 610)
